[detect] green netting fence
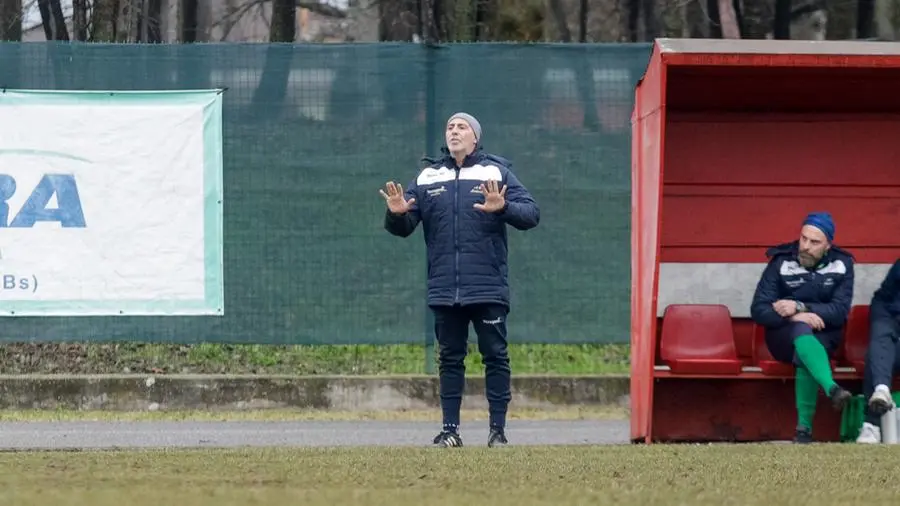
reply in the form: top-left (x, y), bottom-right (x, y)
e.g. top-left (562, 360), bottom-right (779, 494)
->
top-left (0, 41), bottom-right (652, 346)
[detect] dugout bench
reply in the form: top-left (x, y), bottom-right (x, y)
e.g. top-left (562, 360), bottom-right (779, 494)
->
top-left (629, 38), bottom-right (900, 443)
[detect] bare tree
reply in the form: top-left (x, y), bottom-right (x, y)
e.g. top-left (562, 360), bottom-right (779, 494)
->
top-left (181, 0), bottom-right (198, 41)
top-left (138, 0), bottom-right (163, 42)
top-left (249, 0), bottom-right (296, 112)
top-left (626, 0), bottom-right (659, 40)
top-left (0, 0), bottom-right (22, 41)
top-left (38, 0), bottom-right (69, 40)
top-left (493, 0), bottom-right (543, 41)
top-left (873, 0), bottom-right (897, 40)
top-left (857, 0), bottom-right (875, 37)
top-left (718, 0), bottom-right (741, 36)
top-left (209, 0), bottom-right (347, 41)
top-left (270, 0), bottom-right (296, 41)
top-left (72, 0), bottom-right (88, 40)
top-left (379, 0), bottom-right (418, 40)
top-left (93, 0), bottom-right (118, 41)
top-left (773, 0), bottom-right (792, 38)
top-left (741, 0), bottom-right (773, 38)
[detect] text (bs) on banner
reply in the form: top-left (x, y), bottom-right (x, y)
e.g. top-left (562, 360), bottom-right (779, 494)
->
top-left (0, 89), bottom-right (224, 316)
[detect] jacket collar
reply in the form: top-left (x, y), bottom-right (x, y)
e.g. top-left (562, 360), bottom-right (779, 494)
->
top-left (422, 145), bottom-right (486, 169)
top-left (765, 240), bottom-right (854, 266)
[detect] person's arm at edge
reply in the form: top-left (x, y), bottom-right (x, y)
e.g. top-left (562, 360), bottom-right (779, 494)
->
top-left (869, 259), bottom-right (900, 322)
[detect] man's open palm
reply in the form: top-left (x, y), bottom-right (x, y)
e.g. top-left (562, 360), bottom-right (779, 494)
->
top-left (474, 179), bottom-right (507, 213)
top-left (380, 181), bottom-right (415, 214)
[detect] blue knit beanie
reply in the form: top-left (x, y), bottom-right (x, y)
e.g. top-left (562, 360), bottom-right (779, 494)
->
top-left (803, 212), bottom-right (835, 242)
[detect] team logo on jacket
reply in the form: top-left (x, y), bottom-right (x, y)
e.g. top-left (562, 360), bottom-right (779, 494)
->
top-left (426, 186), bottom-right (447, 197)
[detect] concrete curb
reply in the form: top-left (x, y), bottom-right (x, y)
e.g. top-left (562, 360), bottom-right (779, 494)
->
top-left (0, 374), bottom-right (630, 411)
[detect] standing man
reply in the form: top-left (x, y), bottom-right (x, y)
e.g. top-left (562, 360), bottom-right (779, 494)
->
top-left (749, 212), bottom-right (854, 443)
top-left (855, 259), bottom-right (900, 444)
top-left (379, 112), bottom-right (540, 448)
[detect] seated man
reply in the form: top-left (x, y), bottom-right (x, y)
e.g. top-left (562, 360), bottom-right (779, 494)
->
top-left (750, 211), bottom-right (854, 444)
top-left (855, 259), bottom-right (900, 444)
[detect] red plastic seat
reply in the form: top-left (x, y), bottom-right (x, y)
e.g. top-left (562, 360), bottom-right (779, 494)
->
top-left (752, 323), bottom-right (795, 376)
top-left (842, 305), bottom-right (870, 372)
top-left (659, 304), bottom-right (743, 375)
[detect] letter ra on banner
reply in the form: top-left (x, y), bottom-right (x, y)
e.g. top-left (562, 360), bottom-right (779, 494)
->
top-left (0, 174), bottom-right (86, 228)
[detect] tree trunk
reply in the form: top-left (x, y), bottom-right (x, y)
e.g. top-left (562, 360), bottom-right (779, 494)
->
top-left (49, 0), bottom-right (69, 39)
top-left (72, 0), bottom-right (88, 40)
top-left (707, 0), bottom-right (722, 37)
top-left (0, 0), bottom-right (22, 41)
top-left (857, 0), bottom-right (876, 37)
top-left (718, 0), bottom-right (742, 36)
top-left (740, 0), bottom-right (771, 38)
top-left (180, 0), bottom-right (198, 42)
top-left (37, 0), bottom-right (69, 40)
top-left (547, 0), bottom-right (571, 40)
top-left (873, 0), bottom-right (896, 40)
top-left (249, 0), bottom-right (296, 113)
top-left (92, 0), bottom-right (118, 42)
top-left (139, 0), bottom-right (163, 42)
top-left (378, 0), bottom-right (418, 41)
top-left (627, 0), bottom-right (639, 40)
top-left (270, 0), bottom-right (296, 42)
top-left (826, 0), bottom-right (854, 39)
top-left (474, 0), bottom-right (498, 40)
top-left (641, 0), bottom-right (659, 38)
top-left (773, 0), bottom-right (791, 38)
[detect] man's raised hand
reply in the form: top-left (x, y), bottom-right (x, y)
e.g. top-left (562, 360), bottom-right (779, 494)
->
top-left (380, 181), bottom-right (415, 215)
top-left (474, 179), bottom-right (507, 213)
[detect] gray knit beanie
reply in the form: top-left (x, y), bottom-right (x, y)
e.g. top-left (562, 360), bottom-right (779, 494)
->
top-left (447, 112), bottom-right (482, 141)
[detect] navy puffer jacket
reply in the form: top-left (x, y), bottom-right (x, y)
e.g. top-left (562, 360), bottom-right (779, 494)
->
top-left (384, 146), bottom-right (540, 307)
top-left (750, 240), bottom-right (855, 330)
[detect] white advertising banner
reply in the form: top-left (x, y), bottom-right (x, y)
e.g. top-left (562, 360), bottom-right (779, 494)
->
top-left (0, 89), bottom-right (224, 316)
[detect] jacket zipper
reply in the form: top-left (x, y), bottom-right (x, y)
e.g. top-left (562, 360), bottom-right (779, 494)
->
top-left (454, 167), bottom-right (460, 304)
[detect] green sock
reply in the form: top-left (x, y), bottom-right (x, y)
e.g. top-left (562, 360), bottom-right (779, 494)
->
top-left (795, 366), bottom-right (818, 430)
top-left (793, 334), bottom-right (837, 394)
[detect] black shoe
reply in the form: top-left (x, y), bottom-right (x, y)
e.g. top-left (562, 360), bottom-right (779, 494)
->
top-left (829, 385), bottom-right (852, 411)
top-left (433, 430), bottom-right (463, 448)
top-left (487, 428), bottom-right (508, 447)
top-left (793, 427), bottom-right (813, 444)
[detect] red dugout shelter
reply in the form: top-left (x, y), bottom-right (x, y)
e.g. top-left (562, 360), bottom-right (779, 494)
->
top-left (630, 38), bottom-right (900, 443)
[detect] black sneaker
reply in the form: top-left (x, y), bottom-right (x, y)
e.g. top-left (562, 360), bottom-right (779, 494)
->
top-left (793, 427), bottom-right (813, 444)
top-left (433, 431), bottom-right (463, 448)
top-left (487, 428), bottom-right (508, 447)
top-left (829, 385), bottom-right (852, 411)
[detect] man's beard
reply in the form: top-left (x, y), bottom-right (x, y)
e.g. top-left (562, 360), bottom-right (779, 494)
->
top-left (799, 252), bottom-right (818, 268)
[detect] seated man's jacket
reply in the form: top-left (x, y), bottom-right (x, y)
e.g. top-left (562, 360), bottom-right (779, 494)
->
top-left (870, 259), bottom-right (900, 323)
top-left (750, 241), bottom-right (855, 330)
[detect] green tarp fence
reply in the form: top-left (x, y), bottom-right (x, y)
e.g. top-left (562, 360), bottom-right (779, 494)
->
top-left (0, 42), bottom-right (652, 345)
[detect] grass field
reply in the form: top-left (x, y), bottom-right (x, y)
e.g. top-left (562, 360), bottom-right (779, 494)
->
top-left (0, 342), bottom-right (630, 375)
top-left (2, 445), bottom-right (896, 505)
